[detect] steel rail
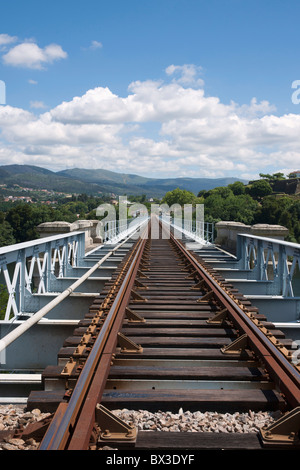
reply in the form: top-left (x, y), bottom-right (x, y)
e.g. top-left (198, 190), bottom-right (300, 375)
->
top-left (39, 223), bottom-right (149, 450)
top-left (170, 231), bottom-right (300, 408)
top-left (66, 232), bottom-right (147, 450)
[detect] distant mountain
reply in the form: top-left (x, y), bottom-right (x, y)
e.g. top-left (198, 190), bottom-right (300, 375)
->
top-left (58, 168), bottom-right (150, 186)
top-left (0, 164), bottom-right (247, 198)
top-left (58, 168), bottom-right (247, 197)
top-left (0, 164), bottom-right (53, 176)
top-left (0, 165), bottom-right (106, 195)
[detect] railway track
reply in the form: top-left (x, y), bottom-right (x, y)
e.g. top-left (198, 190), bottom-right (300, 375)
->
top-left (10, 219), bottom-right (300, 450)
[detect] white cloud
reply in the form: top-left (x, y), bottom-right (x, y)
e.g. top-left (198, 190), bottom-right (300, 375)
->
top-left (2, 41), bottom-right (67, 69)
top-left (0, 105), bottom-right (33, 127)
top-left (50, 87), bottom-right (131, 124)
top-left (0, 34), bottom-right (18, 47)
top-left (232, 97), bottom-right (277, 117)
top-left (90, 40), bottom-right (103, 49)
top-left (30, 101), bottom-right (47, 109)
top-left (165, 64), bottom-right (204, 88)
top-left (81, 40), bottom-right (103, 51)
top-left (0, 66), bottom-right (300, 179)
top-left (50, 80), bottom-right (223, 125)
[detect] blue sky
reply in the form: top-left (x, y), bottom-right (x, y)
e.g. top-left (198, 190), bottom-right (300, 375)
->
top-left (0, 0), bottom-right (300, 180)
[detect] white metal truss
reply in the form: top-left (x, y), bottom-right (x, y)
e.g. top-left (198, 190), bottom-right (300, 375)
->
top-left (0, 217), bottom-right (148, 321)
top-left (0, 232), bottom-right (85, 321)
top-left (237, 234), bottom-right (300, 297)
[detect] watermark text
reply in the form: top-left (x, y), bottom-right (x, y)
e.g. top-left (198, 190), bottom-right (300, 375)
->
top-left (95, 197), bottom-right (205, 241)
top-left (0, 80), bottom-right (6, 105)
top-left (291, 80), bottom-right (300, 104)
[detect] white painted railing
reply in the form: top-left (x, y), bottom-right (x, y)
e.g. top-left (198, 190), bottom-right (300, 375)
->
top-left (103, 216), bottom-right (148, 244)
top-left (0, 232), bottom-right (85, 321)
top-left (0, 216), bottom-right (149, 356)
top-left (237, 234), bottom-right (300, 297)
top-left (161, 216), bottom-right (214, 245)
top-left (0, 215), bottom-right (149, 321)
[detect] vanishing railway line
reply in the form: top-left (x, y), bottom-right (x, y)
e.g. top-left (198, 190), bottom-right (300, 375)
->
top-left (13, 219), bottom-right (300, 450)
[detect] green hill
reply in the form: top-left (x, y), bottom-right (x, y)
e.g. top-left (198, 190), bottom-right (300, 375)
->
top-left (58, 168), bottom-right (246, 197)
top-left (0, 164), bottom-right (247, 197)
top-left (0, 165), bottom-right (105, 195)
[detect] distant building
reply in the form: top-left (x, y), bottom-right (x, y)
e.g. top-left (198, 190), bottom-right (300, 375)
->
top-left (4, 195), bottom-right (33, 203)
top-left (288, 171), bottom-right (300, 178)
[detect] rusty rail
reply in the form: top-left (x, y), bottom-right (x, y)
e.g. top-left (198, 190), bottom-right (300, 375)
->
top-left (170, 231), bottom-right (300, 409)
top-left (39, 224), bottom-right (149, 450)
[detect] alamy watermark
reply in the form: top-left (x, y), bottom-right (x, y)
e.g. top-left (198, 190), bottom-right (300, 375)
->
top-left (0, 80), bottom-right (6, 105)
top-left (95, 196), bottom-right (205, 241)
top-left (291, 80), bottom-right (300, 104)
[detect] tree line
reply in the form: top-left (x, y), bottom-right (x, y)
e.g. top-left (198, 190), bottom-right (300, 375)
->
top-left (162, 178), bottom-right (300, 243)
top-left (0, 194), bottom-right (109, 246)
top-left (0, 174), bottom-right (299, 247)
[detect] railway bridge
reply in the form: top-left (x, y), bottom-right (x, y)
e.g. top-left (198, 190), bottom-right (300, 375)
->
top-left (0, 214), bottom-right (299, 450)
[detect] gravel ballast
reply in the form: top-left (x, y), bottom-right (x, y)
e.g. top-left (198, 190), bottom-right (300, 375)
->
top-left (113, 408), bottom-right (278, 433)
top-left (0, 405), bottom-right (51, 450)
top-left (0, 404), bottom-right (279, 450)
